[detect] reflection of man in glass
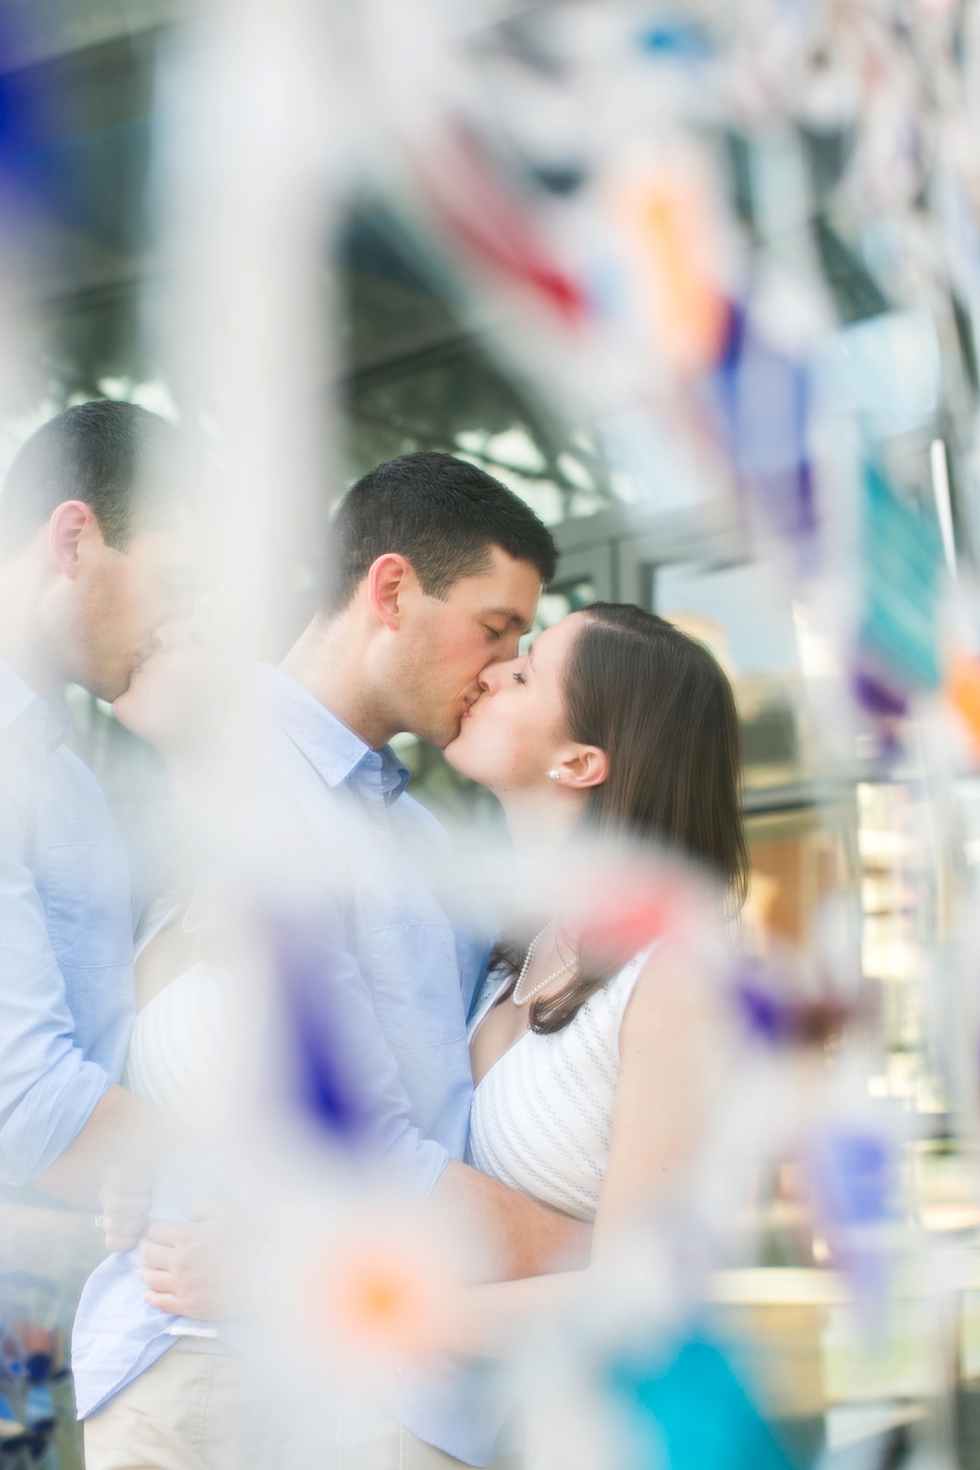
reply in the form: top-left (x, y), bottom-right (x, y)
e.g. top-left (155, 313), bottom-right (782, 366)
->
top-left (0, 402), bottom-right (192, 1212)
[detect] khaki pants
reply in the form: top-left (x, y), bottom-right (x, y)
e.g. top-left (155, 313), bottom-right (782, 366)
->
top-left (333, 1399), bottom-right (520, 1470)
top-left (82, 1341), bottom-right (262, 1470)
top-left (83, 1344), bottom-right (519, 1470)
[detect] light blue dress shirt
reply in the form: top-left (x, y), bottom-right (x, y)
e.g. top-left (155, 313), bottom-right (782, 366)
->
top-left (0, 660), bottom-right (134, 1186)
top-left (73, 665), bottom-right (496, 1460)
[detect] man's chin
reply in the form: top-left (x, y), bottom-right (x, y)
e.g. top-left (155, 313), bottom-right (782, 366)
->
top-left (406, 713), bottom-right (463, 750)
top-left (81, 668), bottom-right (131, 704)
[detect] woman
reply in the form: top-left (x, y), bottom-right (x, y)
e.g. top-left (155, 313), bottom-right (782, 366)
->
top-left (75, 621), bottom-right (256, 1470)
top-left (442, 601), bottom-right (747, 1309)
top-left (110, 617), bottom-right (231, 1124)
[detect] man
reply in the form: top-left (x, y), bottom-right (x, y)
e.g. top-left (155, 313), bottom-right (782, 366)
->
top-left (0, 400), bottom-right (192, 1219)
top-left (78, 452), bottom-right (587, 1469)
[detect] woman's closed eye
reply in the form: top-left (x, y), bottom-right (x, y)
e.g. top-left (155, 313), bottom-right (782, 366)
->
top-left (512, 670), bottom-right (527, 686)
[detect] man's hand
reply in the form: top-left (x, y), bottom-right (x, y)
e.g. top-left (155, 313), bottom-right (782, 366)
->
top-left (98, 1162), bottom-right (155, 1252)
top-left (138, 1194), bottom-right (255, 1320)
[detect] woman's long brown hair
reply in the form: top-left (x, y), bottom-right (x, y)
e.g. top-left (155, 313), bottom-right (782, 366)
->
top-left (495, 603), bottom-right (748, 1033)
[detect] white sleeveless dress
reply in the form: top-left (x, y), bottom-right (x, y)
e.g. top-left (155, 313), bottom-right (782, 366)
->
top-left (123, 897), bottom-right (228, 1132)
top-left (466, 945), bottom-right (656, 1223)
top-left (121, 898), bottom-right (233, 1346)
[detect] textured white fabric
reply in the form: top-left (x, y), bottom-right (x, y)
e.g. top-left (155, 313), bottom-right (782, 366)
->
top-left (466, 946), bottom-right (656, 1223)
top-left (123, 962), bottom-right (226, 1130)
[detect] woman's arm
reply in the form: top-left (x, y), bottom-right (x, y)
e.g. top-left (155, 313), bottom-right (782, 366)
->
top-left (592, 938), bottom-right (723, 1257)
top-left (443, 941), bottom-right (722, 1355)
top-left (439, 1271), bottom-right (587, 1355)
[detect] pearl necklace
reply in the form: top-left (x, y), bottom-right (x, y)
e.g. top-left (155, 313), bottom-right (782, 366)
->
top-left (512, 924), bottom-right (575, 1007)
top-left (181, 879), bottom-right (219, 936)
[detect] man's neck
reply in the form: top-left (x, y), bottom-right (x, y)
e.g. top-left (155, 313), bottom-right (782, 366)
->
top-left (279, 614), bottom-right (396, 751)
top-left (0, 562), bottom-right (60, 698)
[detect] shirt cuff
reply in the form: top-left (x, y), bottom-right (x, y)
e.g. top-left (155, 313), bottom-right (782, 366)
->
top-left (0, 1053), bottom-right (111, 1186)
top-left (386, 1136), bottom-right (450, 1206)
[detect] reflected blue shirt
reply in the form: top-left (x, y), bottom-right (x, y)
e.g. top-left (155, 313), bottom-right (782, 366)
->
top-left (0, 660), bottom-right (134, 1185)
top-left (73, 665), bottom-right (490, 1447)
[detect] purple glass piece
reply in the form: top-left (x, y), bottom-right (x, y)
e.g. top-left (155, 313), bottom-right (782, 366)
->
top-left (735, 981), bottom-right (787, 1044)
top-left (704, 304), bottom-right (818, 559)
top-left (853, 671), bottom-right (907, 718)
top-left (270, 913), bottom-right (366, 1140)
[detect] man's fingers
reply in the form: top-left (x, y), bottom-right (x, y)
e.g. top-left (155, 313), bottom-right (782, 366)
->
top-left (104, 1231), bottom-right (143, 1252)
top-left (144, 1220), bottom-right (188, 1248)
top-left (144, 1291), bottom-right (178, 1312)
top-left (139, 1267), bottom-right (177, 1293)
top-left (99, 1189), bottom-right (152, 1214)
top-left (102, 1211), bottom-right (148, 1235)
top-left (138, 1238), bottom-right (176, 1268)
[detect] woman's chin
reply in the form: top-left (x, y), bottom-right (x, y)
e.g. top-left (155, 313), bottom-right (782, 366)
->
top-left (110, 696), bottom-right (133, 731)
top-left (444, 736), bottom-right (481, 784)
top-left (443, 739), bottom-right (466, 775)
top-left (111, 696), bottom-right (151, 743)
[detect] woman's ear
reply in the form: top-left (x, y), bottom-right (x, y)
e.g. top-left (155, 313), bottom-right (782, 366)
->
top-left (558, 745), bottom-right (609, 791)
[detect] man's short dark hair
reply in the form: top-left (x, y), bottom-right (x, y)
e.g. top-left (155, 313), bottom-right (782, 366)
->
top-left (0, 400), bottom-right (185, 563)
top-left (323, 451), bottom-right (557, 616)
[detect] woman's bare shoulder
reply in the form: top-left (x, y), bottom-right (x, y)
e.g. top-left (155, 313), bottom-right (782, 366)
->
top-left (619, 935), bottom-right (720, 1059)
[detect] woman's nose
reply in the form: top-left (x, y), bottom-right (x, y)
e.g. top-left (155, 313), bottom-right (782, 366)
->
top-left (479, 658), bottom-right (517, 694)
top-left (153, 617), bottom-right (196, 653)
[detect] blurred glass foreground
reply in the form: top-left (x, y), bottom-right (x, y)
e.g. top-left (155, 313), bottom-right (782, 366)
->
top-left (7, 1), bottom-right (980, 1468)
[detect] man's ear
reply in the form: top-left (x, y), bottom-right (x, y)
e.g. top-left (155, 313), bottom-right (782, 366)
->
top-left (47, 501), bottom-right (99, 580)
top-left (365, 553), bottom-right (413, 632)
top-left (558, 745), bottom-right (609, 791)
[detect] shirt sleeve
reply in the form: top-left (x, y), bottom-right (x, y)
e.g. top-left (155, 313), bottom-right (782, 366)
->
top-left (0, 787), bottom-right (111, 1185)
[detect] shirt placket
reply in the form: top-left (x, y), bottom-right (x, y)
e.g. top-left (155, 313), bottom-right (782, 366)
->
top-left (355, 753), bottom-right (393, 844)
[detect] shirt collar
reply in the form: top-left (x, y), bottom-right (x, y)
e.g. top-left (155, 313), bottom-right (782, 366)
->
top-left (0, 660), bottom-right (35, 733)
top-left (0, 660), bottom-right (72, 752)
top-left (253, 663), bottom-right (410, 801)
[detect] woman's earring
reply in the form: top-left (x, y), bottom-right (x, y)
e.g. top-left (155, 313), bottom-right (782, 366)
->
top-left (548, 769), bottom-right (562, 782)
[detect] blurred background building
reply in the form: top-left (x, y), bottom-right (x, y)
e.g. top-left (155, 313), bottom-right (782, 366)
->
top-left (4, 3), bottom-right (980, 1465)
top-left (0, 0), bottom-right (859, 972)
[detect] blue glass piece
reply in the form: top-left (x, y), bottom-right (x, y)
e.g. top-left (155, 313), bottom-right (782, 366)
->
top-left (270, 914), bottom-right (368, 1140)
top-left (860, 464), bottom-right (941, 693)
top-left (705, 307), bottom-right (817, 560)
top-left (610, 1335), bottom-right (797, 1470)
top-left (638, 24), bottom-right (712, 59)
top-left (815, 1129), bottom-right (893, 1227)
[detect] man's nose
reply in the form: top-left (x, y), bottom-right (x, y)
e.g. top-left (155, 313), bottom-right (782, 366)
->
top-left (477, 661), bottom-right (504, 695)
